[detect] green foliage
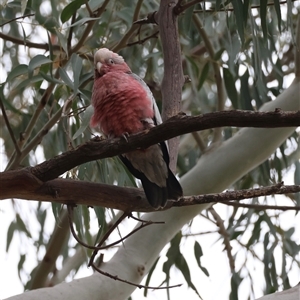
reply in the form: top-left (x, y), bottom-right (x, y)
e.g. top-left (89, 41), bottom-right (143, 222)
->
top-left (0, 0), bottom-right (299, 299)
top-left (163, 232), bottom-right (202, 299)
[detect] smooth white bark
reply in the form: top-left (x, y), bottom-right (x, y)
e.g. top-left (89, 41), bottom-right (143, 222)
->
top-left (256, 284), bottom-right (300, 300)
top-left (6, 74), bottom-right (299, 300)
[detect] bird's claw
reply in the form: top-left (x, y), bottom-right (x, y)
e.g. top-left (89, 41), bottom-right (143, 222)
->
top-left (121, 132), bottom-right (130, 142)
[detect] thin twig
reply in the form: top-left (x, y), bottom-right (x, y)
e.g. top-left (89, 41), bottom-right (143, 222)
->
top-left (67, 207), bottom-right (164, 251)
top-left (91, 263), bottom-right (182, 290)
top-left (208, 207), bottom-right (235, 272)
top-left (88, 212), bottom-right (129, 267)
top-left (99, 220), bottom-right (164, 250)
top-left (223, 201), bottom-right (300, 211)
top-left (128, 213), bottom-right (165, 224)
top-left (0, 31), bottom-right (60, 51)
top-left (0, 13), bottom-right (35, 27)
top-left (6, 71), bottom-right (59, 170)
top-left (67, 13), bottom-right (76, 54)
top-left (192, 14), bottom-right (225, 144)
top-left (173, 183), bottom-right (300, 207)
top-left (69, 0), bottom-right (110, 55)
top-left (191, 132), bottom-right (207, 152)
top-left (112, 0), bottom-right (154, 52)
top-left (67, 205), bottom-right (98, 250)
top-left (193, 0), bottom-right (298, 13)
top-left (133, 0), bottom-right (144, 22)
top-left (183, 230), bottom-right (219, 236)
top-left (127, 30), bottom-right (159, 47)
top-left (0, 97), bottom-right (21, 154)
top-left (85, 1), bottom-right (93, 16)
top-left (174, 0), bottom-right (204, 15)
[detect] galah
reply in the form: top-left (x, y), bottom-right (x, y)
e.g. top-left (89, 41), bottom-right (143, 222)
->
top-left (90, 48), bottom-right (182, 209)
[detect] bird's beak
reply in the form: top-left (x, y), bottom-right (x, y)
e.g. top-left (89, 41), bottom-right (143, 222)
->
top-left (96, 61), bottom-right (102, 73)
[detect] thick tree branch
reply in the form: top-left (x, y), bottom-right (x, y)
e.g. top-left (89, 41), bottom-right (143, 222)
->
top-left (1, 168), bottom-right (299, 212)
top-left (30, 109), bottom-right (300, 182)
top-left (1, 110), bottom-right (299, 212)
top-left (29, 210), bottom-right (70, 289)
top-left (157, 0), bottom-right (184, 171)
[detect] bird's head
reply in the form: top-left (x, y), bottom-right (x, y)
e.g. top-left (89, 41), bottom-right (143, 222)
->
top-left (94, 48), bottom-right (130, 77)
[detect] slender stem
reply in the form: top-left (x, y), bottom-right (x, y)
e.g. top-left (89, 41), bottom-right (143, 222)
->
top-left (91, 263), bottom-right (182, 290)
top-left (6, 71), bottom-right (59, 170)
top-left (209, 207), bottom-right (235, 272)
top-left (126, 30), bottom-right (159, 47)
top-left (191, 131), bottom-right (207, 153)
top-left (29, 209), bottom-right (70, 289)
top-left (193, 14), bottom-right (225, 143)
top-left (0, 31), bottom-right (60, 51)
top-left (193, 0), bottom-right (298, 13)
top-left (0, 13), bottom-right (35, 27)
top-left (67, 13), bottom-right (76, 54)
top-left (67, 207), bottom-right (163, 251)
top-left (67, 205), bottom-right (99, 250)
top-left (174, 0), bottom-right (204, 15)
top-left (7, 95), bottom-right (74, 170)
top-left (88, 212), bottom-right (129, 267)
top-left (223, 201), bottom-right (300, 211)
top-left (85, 1), bottom-right (93, 16)
top-left (295, 13), bottom-right (300, 78)
top-left (69, 0), bottom-right (110, 55)
top-left (0, 97), bottom-right (21, 154)
top-left (133, 0), bottom-right (144, 22)
top-left (112, 0), bottom-right (144, 52)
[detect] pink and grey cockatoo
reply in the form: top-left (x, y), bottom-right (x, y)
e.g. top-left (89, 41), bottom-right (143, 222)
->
top-left (90, 48), bottom-right (182, 209)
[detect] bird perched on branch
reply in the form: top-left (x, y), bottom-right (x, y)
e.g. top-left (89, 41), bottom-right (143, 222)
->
top-left (90, 48), bottom-right (182, 209)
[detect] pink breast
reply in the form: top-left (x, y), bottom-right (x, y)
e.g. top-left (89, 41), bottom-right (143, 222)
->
top-left (91, 72), bottom-right (154, 137)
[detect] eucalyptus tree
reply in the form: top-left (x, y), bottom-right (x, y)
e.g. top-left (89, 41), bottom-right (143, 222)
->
top-left (0, 1), bottom-right (299, 300)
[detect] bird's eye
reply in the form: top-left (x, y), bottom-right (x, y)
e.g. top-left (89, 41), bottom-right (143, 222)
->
top-left (108, 58), bottom-right (115, 64)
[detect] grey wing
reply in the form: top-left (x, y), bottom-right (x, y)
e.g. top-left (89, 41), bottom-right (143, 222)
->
top-left (129, 73), bottom-right (163, 126)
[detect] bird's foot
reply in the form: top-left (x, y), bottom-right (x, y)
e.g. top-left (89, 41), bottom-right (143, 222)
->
top-left (121, 132), bottom-right (130, 142)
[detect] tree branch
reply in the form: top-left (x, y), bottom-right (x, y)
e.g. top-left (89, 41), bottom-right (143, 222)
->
top-left (0, 31), bottom-right (59, 51)
top-left (223, 201), bottom-right (300, 211)
top-left (0, 13), bottom-right (35, 27)
top-left (1, 167), bottom-right (299, 212)
top-left (157, 0), bottom-right (185, 171)
top-left (0, 96), bottom-right (21, 154)
top-left (208, 207), bottom-right (235, 272)
top-left (91, 263), bottom-right (182, 290)
top-left (29, 109), bottom-right (300, 182)
top-left (29, 210), bottom-right (70, 289)
top-left (174, 182), bottom-right (300, 207)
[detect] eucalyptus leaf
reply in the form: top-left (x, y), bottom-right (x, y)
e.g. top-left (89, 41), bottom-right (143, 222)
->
top-left (223, 67), bottom-right (238, 108)
top-left (28, 55), bottom-right (52, 78)
top-left (6, 64), bottom-right (28, 82)
top-left (6, 221), bottom-right (17, 252)
top-left (70, 53), bottom-right (83, 94)
top-left (59, 67), bottom-right (74, 89)
top-left (61, 0), bottom-right (85, 23)
top-left (231, 0), bottom-right (244, 44)
top-left (260, 0), bottom-right (268, 44)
